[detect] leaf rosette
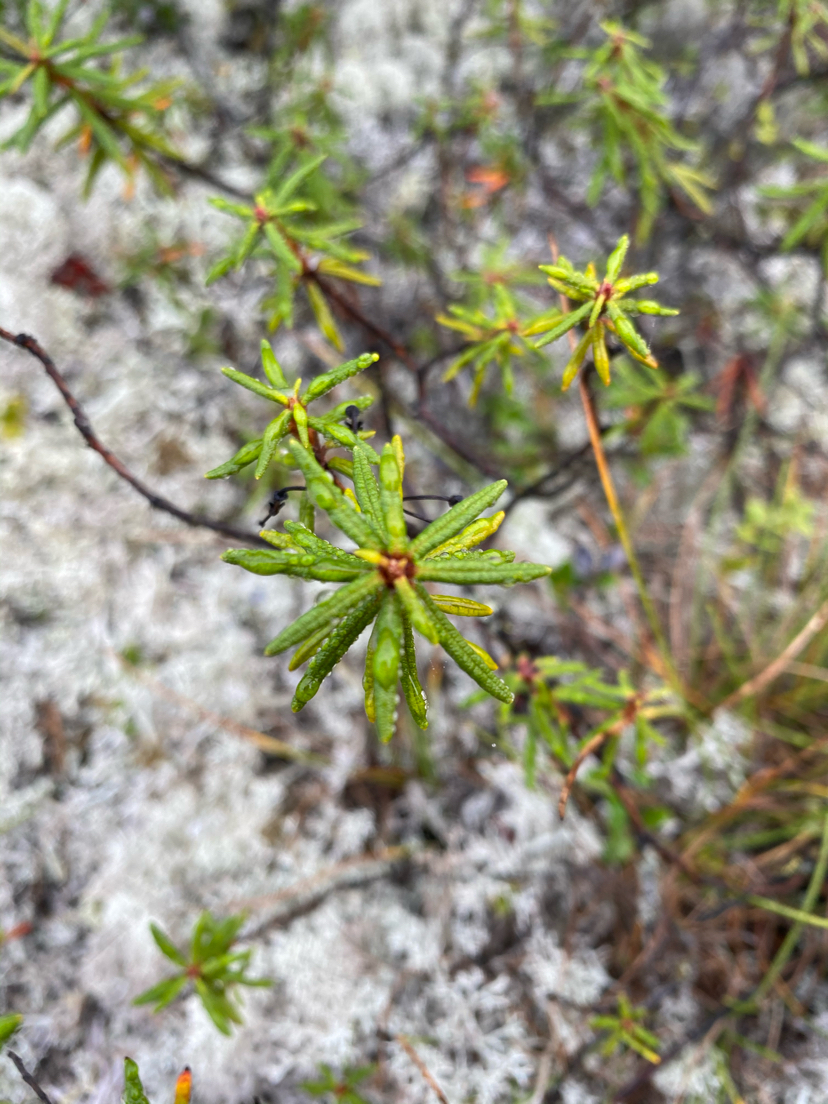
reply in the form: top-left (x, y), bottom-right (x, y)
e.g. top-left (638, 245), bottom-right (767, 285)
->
top-left (530, 234), bottom-right (678, 390)
top-left (222, 437), bottom-right (550, 741)
top-left (206, 342), bottom-right (379, 482)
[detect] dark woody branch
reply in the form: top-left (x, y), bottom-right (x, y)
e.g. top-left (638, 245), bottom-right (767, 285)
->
top-left (0, 328), bottom-right (267, 548)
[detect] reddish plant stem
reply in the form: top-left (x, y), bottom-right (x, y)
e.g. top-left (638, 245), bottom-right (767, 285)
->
top-left (0, 327), bottom-right (267, 547)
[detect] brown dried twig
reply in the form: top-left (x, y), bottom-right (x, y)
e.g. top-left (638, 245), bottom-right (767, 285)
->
top-left (8, 1053), bottom-right (58, 1104)
top-left (0, 327), bottom-right (266, 547)
top-left (395, 1035), bottom-right (451, 1104)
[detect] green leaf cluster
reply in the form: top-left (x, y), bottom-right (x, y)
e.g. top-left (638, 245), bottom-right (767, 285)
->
top-left (0, 0), bottom-right (181, 196)
top-left (532, 235), bottom-right (678, 389)
top-left (206, 154), bottom-right (379, 343)
top-left (540, 21), bottom-right (714, 241)
top-left (760, 139), bottom-right (828, 269)
top-left (437, 279), bottom-right (560, 405)
top-left (603, 357), bottom-right (713, 458)
top-left (469, 655), bottom-right (677, 790)
top-left (205, 342), bottom-right (378, 483)
top-left (302, 1064), bottom-right (376, 1104)
top-left (133, 912), bottom-right (270, 1035)
top-left (591, 993), bottom-right (661, 1065)
top-left (222, 435), bottom-right (550, 742)
top-left (752, 0), bottom-right (828, 76)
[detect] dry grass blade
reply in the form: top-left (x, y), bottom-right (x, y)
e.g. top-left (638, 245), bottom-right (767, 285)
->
top-left (720, 595), bottom-right (828, 709)
top-left (395, 1035), bottom-right (451, 1104)
top-left (115, 651), bottom-right (319, 762)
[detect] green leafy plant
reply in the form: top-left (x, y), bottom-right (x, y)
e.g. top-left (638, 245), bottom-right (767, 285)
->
top-left (205, 344), bottom-right (378, 486)
top-left (469, 655), bottom-right (678, 789)
top-left (532, 235), bottom-right (678, 389)
top-left (753, 0), bottom-right (828, 75)
top-left (735, 485), bottom-right (814, 555)
top-left (760, 139), bottom-right (828, 268)
top-left (602, 356), bottom-right (713, 458)
top-left (134, 912), bottom-right (270, 1035)
top-left (540, 21), bottom-right (714, 241)
top-left (0, 0), bottom-right (181, 195)
top-left (302, 1064), bottom-right (376, 1104)
top-left (591, 993), bottom-right (661, 1065)
top-left (206, 154), bottom-right (379, 342)
top-left (436, 259), bottom-right (560, 405)
top-left (222, 436), bottom-right (551, 741)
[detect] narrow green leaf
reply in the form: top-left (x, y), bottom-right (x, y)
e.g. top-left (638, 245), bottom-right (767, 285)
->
top-left (255, 409), bottom-right (292, 478)
top-left (418, 560), bottom-right (550, 585)
top-left (416, 585), bottom-right (513, 703)
top-left (283, 521), bottom-right (370, 563)
top-left (132, 973), bottom-right (189, 1010)
top-left (531, 301), bottom-right (593, 348)
top-left (372, 593), bottom-right (401, 741)
top-left (606, 302), bottom-right (654, 363)
top-left (400, 615), bottom-right (428, 729)
top-left (425, 511), bottom-right (504, 558)
top-left (264, 221), bottom-right (302, 273)
top-left (264, 572), bottom-right (383, 655)
top-left (431, 595), bottom-right (494, 617)
top-left (605, 235), bottom-right (629, 283)
top-left (592, 321), bottom-right (611, 385)
top-left (272, 153), bottom-right (327, 206)
top-left (26, 0), bottom-right (44, 40)
top-left (306, 280), bottom-right (344, 352)
top-left (260, 339), bottom-right (288, 388)
top-left (73, 95), bottom-right (127, 167)
top-left (123, 1059), bottom-right (151, 1104)
top-left (292, 592), bottom-right (381, 710)
top-left (205, 438), bottom-right (263, 479)
top-left (32, 65), bottom-right (49, 117)
top-left (150, 923), bottom-right (188, 966)
top-left (293, 401), bottom-right (310, 449)
top-left (260, 530), bottom-right (299, 550)
top-left (205, 255), bottom-right (237, 285)
top-left (302, 353), bottom-right (379, 402)
top-left (222, 547), bottom-right (368, 582)
top-left (0, 1014), bottom-right (22, 1049)
top-left (352, 443), bottom-right (389, 541)
top-left (379, 442), bottom-right (408, 551)
top-left (209, 196), bottom-right (254, 218)
top-left (299, 490), bottom-right (315, 532)
top-left (288, 623), bottom-right (331, 670)
top-left (363, 622), bottom-right (378, 722)
top-left (221, 366), bottom-right (288, 403)
top-left (394, 576), bottom-right (438, 643)
top-left (410, 481), bottom-right (508, 558)
top-left (288, 439), bottom-right (383, 549)
top-left (308, 417), bottom-right (380, 460)
top-left (561, 327), bottom-right (592, 391)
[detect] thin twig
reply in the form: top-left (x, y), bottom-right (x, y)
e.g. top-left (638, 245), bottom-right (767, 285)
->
top-left (558, 727), bottom-right (613, 819)
top-left (237, 845), bottom-right (419, 936)
top-left (577, 374), bottom-right (679, 691)
top-left (310, 275), bottom-right (503, 478)
top-left (8, 1053), bottom-right (57, 1104)
top-left (0, 328), bottom-right (266, 547)
top-left (395, 1035), bottom-right (451, 1104)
